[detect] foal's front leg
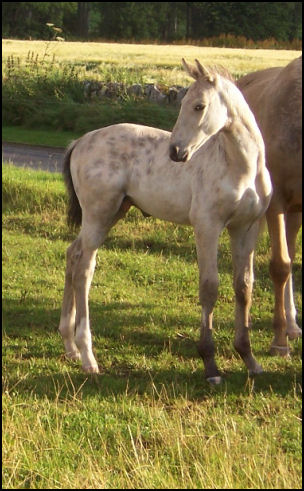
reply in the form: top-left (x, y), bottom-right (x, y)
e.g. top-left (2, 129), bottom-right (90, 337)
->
top-left (194, 224), bottom-right (222, 384)
top-left (229, 222), bottom-right (263, 375)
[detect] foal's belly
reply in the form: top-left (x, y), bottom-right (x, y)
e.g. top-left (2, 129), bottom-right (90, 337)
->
top-left (128, 173), bottom-right (193, 225)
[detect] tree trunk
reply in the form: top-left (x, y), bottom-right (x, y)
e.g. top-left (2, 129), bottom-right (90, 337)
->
top-left (77, 2), bottom-right (90, 39)
top-left (186, 2), bottom-right (192, 40)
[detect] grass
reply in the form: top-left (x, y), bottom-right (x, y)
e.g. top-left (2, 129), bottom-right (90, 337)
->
top-left (2, 164), bottom-right (302, 489)
top-left (2, 40), bottom-right (301, 142)
top-left (2, 40), bottom-right (301, 83)
top-left (2, 126), bottom-right (79, 147)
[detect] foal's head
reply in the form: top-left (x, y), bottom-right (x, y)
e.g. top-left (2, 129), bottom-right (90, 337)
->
top-left (170, 59), bottom-right (230, 162)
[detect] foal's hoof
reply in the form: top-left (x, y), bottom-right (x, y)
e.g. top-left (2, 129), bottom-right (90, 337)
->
top-left (206, 376), bottom-right (222, 385)
top-left (249, 363), bottom-right (263, 376)
top-left (65, 351), bottom-right (81, 362)
top-left (82, 364), bottom-right (100, 374)
top-left (269, 344), bottom-right (290, 357)
top-left (287, 325), bottom-right (302, 340)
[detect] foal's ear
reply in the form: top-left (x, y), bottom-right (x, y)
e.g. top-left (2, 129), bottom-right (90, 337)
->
top-left (182, 58), bottom-right (215, 84)
top-left (194, 59), bottom-right (215, 84)
top-left (182, 58), bottom-right (201, 80)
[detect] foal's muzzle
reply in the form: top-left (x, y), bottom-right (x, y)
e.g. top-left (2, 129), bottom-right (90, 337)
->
top-left (169, 145), bottom-right (189, 162)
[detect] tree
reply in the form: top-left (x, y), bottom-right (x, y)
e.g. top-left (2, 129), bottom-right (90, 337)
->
top-left (2, 2), bottom-right (302, 42)
top-left (2, 2), bottom-right (77, 39)
top-left (77, 2), bottom-right (90, 38)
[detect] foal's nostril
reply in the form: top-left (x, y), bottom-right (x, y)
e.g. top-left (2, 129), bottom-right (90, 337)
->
top-left (169, 144), bottom-right (179, 162)
top-left (170, 144), bottom-right (190, 162)
top-left (170, 144), bottom-right (189, 162)
top-left (181, 151), bottom-right (189, 162)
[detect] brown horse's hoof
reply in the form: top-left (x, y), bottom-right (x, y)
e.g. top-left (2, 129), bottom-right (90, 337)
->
top-left (269, 344), bottom-right (290, 357)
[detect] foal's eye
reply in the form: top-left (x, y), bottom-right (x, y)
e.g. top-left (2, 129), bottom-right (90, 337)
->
top-left (194, 104), bottom-right (205, 112)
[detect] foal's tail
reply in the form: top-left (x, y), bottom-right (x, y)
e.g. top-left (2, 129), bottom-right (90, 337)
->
top-left (63, 140), bottom-right (82, 229)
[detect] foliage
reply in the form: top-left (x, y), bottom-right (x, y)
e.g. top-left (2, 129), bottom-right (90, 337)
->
top-left (188, 2), bottom-right (302, 42)
top-left (2, 41), bottom-right (300, 136)
top-left (2, 52), bottom-right (85, 128)
top-left (2, 164), bottom-right (302, 488)
top-left (2, 2), bottom-right (302, 45)
top-left (2, 2), bottom-right (77, 40)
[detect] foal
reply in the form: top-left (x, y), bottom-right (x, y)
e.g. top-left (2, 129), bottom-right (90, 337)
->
top-left (59, 59), bottom-right (272, 383)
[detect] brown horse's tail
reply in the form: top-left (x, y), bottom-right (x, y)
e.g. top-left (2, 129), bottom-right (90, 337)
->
top-left (63, 140), bottom-right (82, 229)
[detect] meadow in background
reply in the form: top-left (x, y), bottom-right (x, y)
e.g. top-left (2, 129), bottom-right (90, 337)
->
top-left (2, 40), bottom-right (301, 141)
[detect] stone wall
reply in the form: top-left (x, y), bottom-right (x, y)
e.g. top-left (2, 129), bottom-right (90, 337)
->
top-left (83, 80), bottom-right (188, 105)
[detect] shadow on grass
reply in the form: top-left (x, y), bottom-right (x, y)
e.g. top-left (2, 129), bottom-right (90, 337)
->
top-left (3, 356), bottom-right (302, 403)
top-left (4, 216), bottom-right (284, 286)
top-left (3, 297), bottom-right (302, 402)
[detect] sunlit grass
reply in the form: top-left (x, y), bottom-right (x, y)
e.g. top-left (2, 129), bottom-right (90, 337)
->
top-left (2, 164), bottom-right (302, 489)
top-left (2, 39), bottom-right (301, 84)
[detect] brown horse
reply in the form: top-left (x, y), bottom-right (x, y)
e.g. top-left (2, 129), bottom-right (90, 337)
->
top-left (237, 56), bottom-right (302, 355)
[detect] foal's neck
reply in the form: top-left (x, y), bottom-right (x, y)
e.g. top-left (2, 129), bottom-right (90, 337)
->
top-left (220, 80), bottom-right (265, 172)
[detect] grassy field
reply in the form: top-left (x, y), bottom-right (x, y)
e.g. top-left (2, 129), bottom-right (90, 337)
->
top-left (2, 126), bottom-right (79, 148)
top-left (2, 39), bottom-right (301, 84)
top-left (2, 40), bottom-right (301, 141)
top-left (2, 164), bottom-right (302, 489)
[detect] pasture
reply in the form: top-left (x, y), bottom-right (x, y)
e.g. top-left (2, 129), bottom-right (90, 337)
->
top-left (2, 41), bottom-right (302, 489)
top-left (2, 164), bottom-right (302, 489)
top-left (2, 41), bottom-right (301, 139)
top-left (2, 39), bottom-right (301, 85)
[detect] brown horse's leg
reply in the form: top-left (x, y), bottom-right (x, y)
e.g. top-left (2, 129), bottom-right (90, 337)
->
top-left (59, 238), bottom-right (82, 361)
top-left (267, 202), bottom-right (291, 355)
top-left (194, 224), bottom-right (222, 384)
top-left (229, 222), bottom-right (263, 375)
top-left (285, 211), bottom-right (302, 339)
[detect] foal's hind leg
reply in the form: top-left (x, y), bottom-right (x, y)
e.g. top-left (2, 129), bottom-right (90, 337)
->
top-left (62, 197), bottom-right (129, 373)
top-left (59, 235), bottom-right (100, 369)
top-left (58, 238), bottom-right (81, 361)
top-left (73, 238), bottom-right (100, 373)
top-left (228, 222), bottom-right (263, 375)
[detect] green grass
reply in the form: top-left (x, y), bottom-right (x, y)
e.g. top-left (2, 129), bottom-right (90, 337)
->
top-left (2, 126), bottom-right (79, 147)
top-left (3, 40), bottom-right (301, 141)
top-left (3, 40), bottom-right (301, 81)
top-left (2, 164), bottom-right (302, 489)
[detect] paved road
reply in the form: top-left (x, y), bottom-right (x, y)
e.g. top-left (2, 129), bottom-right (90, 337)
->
top-left (2, 142), bottom-right (65, 173)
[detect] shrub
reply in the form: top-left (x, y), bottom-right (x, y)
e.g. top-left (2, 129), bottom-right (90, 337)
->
top-left (2, 52), bottom-right (179, 133)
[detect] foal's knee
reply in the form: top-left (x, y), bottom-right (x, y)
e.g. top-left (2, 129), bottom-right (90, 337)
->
top-left (199, 278), bottom-right (219, 309)
top-left (234, 330), bottom-right (251, 358)
top-left (234, 276), bottom-right (252, 306)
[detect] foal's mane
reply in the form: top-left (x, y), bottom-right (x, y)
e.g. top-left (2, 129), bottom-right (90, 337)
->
top-left (207, 65), bottom-right (235, 83)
